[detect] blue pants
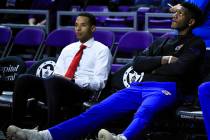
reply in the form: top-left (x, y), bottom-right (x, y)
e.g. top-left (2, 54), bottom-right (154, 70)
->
top-left (48, 82), bottom-right (177, 140)
top-left (199, 82), bottom-right (210, 140)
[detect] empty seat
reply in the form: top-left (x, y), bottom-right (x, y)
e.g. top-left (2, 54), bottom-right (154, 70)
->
top-left (38, 28), bottom-right (77, 59)
top-left (0, 26), bottom-right (12, 58)
top-left (112, 31), bottom-right (153, 73)
top-left (5, 27), bottom-right (45, 62)
top-left (93, 30), bottom-right (115, 51)
top-left (25, 28), bottom-right (76, 68)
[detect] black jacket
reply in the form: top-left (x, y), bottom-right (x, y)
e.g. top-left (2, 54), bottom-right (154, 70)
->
top-left (133, 33), bottom-right (206, 96)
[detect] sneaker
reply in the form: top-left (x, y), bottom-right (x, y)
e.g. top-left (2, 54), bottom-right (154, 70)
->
top-left (98, 129), bottom-right (127, 140)
top-left (7, 125), bottom-right (44, 140)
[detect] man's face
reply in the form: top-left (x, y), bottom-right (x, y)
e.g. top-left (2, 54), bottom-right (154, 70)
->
top-left (75, 16), bottom-right (95, 43)
top-left (171, 5), bottom-right (192, 31)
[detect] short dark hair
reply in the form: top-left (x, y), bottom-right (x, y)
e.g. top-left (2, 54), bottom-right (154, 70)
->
top-left (77, 12), bottom-right (96, 26)
top-left (181, 2), bottom-right (205, 28)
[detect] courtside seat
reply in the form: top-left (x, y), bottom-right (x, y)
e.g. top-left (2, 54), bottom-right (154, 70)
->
top-left (0, 56), bottom-right (27, 108)
top-left (0, 57), bottom-right (56, 130)
top-left (38, 27), bottom-right (76, 59)
top-left (0, 26), bottom-right (12, 58)
top-left (5, 27), bottom-right (45, 62)
top-left (112, 31), bottom-right (153, 74)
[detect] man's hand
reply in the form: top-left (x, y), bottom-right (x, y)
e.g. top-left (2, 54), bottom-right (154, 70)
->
top-left (161, 56), bottom-right (178, 65)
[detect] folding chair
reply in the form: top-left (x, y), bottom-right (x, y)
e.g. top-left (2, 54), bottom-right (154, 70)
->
top-left (0, 26), bottom-right (12, 58)
top-left (38, 28), bottom-right (77, 59)
top-left (5, 27), bottom-right (45, 62)
top-left (93, 30), bottom-right (115, 52)
top-left (112, 31), bottom-right (153, 73)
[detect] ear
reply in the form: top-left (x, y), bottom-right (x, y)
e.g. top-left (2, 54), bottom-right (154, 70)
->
top-left (91, 25), bottom-right (96, 32)
top-left (188, 18), bottom-right (195, 27)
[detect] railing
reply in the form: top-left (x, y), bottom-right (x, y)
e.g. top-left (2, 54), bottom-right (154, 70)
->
top-left (56, 11), bottom-right (138, 32)
top-left (144, 12), bottom-right (176, 34)
top-left (0, 9), bottom-right (49, 33)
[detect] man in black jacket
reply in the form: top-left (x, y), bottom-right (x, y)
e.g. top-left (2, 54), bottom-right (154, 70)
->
top-left (7, 2), bottom-right (206, 140)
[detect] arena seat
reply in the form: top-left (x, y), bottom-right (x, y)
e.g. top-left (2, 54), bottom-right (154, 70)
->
top-left (0, 26), bottom-right (12, 58)
top-left (0, 57), bottom-right (56, 107)
top-left (38, 27), bottom-right (77, 60)
top-left (0, 57), bottom-right (57, 130)
top-left (93, 30), bottom-right (115, 52)
top-left (112, 31), bottom-right (153, 73)
top-left (5, 27), bottom-right (45, 67)
top-left (0, 56), bottom-right (27, 108)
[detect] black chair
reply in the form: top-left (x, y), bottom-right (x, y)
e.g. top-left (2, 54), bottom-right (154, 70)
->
top-left (0, 57), bottom-right (56, 130)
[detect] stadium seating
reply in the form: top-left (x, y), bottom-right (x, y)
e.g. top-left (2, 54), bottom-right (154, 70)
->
top-left (112, 31), bottom-right (153, 73)
top-left (0, 57), bottom-right (57, 130)
top-left (93, 30), bottom-right (115, 52)
top-left (38, 27), bottom-right (77, 59)
top-left (0, 26), bottom-right (12, 58)
top-left (5, 27), bottom-right (45, 68)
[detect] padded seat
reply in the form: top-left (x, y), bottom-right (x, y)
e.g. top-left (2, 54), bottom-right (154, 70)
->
top-left (0, 57), bottom-right (56, 109)
top-left (5, 27), bottom-right (45, 62)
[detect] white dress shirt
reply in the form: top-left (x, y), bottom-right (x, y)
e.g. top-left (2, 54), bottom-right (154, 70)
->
top-left (53, 38), bottom-right (112, 91)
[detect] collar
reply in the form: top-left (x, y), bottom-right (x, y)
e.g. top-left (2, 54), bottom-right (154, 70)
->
top-left (79, 38), bottom-right (94, 48)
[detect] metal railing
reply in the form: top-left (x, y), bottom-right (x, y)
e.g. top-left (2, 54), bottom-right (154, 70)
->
top-left (0, 9), bottom-right (49, 33)
top-left (144, 12), bottom-right (176, 33)
top-left (57, 11), bottom-right (138, 32)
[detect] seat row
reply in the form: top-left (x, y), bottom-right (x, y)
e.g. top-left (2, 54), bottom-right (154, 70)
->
top-left (0, 26), bottom-right (154, 72)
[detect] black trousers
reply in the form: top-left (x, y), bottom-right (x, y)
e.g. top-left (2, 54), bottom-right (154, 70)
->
top-left (12, 74), bottom-right (92, 128)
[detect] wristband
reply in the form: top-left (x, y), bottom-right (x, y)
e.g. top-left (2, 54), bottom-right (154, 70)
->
top-left (168, 56), bottom-right (172, 64)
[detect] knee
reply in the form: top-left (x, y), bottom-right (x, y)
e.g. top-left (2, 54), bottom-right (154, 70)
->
top-left (44, 75), bottom-right (57, 85)
top-left (134, 106), bottom-right (154, 121)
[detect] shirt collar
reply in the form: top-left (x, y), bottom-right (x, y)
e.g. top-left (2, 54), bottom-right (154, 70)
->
top-left (79, 38), bottom-right (94, 48)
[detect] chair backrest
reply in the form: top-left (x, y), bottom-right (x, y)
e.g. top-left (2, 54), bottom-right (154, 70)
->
top-left (26, 57), bottom-right (57, 78)
top-left (118, 31), bottom-right (153, 54)
top-left (114, 31), bottom-right (153, 64)
top-left (6, 27), bottom-right (45, 61)
top-left (0, 26), bottom-right (12, 58)
top-left (38, 28), bottom-right (77, 59)
top-left (0, 56), bottom-right (27, 92)
top-left (93, 30), bottom-right (115, 50)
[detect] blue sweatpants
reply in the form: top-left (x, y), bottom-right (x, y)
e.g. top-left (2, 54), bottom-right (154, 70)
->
top-left (48, 82), bottom-right (177, 140)
top-left (198, 82), bottom-right (210, 140)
